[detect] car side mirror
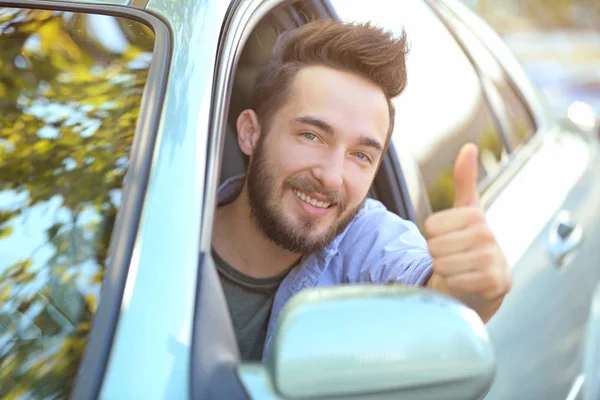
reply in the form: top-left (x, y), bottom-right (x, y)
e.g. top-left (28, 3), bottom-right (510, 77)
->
top-left (237, 285), bottom-right (496, 400)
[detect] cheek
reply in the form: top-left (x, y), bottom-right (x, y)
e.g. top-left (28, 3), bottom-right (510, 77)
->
top-left (344, 162), bottom-right (375, 203)
top-left (276, 137), bottom-right (324, 171)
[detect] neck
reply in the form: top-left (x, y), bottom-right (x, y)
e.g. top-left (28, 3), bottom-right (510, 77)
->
top-left (212, 183), bottom-right (302, 278)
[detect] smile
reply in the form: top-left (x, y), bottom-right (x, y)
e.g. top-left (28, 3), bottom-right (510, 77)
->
top-left (293, 190), bottom-right (332, 209)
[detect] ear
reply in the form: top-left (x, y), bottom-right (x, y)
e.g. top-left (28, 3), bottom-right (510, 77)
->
top-left (237, 109), bottom-right (261, 157)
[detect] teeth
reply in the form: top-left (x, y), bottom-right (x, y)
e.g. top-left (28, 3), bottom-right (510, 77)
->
top-left (294, 190), bottom-right (330, 209)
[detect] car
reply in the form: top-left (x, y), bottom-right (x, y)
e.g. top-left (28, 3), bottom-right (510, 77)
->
top-left (1, 0), bottom-right (599, 399)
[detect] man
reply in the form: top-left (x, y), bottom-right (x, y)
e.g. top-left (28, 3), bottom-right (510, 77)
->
top-left (211, 19), bottom-right (512, 362)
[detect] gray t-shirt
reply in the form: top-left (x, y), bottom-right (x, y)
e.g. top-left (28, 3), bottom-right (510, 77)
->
top-left (212, 248), bottom-right (290, 361)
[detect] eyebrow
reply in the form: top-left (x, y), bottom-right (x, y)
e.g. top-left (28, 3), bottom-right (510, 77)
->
top-left (295, 116), bottom-right (334, 135)
top-left (295, 116), bottom-right (383, 153)
top-left (357, 137), bottom-right (383, 153)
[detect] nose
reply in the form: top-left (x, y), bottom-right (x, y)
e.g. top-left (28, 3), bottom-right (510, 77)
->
top-left (312, 150), bottom-right (344, 190)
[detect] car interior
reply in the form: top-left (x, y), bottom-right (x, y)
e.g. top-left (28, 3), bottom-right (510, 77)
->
top-left (219, 3), bottom-right (313, 187)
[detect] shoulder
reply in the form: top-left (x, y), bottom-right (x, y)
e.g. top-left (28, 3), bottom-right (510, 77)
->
top-left (328, 198), bottom-right (433, 285)
top-left (337, 198), bottom-right (427, 248)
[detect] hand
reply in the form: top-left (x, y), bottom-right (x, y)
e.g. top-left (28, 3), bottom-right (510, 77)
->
top-left (424, 143), bottom-right (512, 323)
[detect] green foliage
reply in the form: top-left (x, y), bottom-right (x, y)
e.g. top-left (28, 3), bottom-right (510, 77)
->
top-left (0, 8), bottom-right (154, 399)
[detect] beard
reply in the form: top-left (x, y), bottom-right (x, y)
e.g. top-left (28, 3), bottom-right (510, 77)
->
top-left (246, 138), bottom-right (364, 254)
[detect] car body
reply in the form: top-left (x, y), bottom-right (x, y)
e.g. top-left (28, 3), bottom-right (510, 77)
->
top-left (1, 0), bottom-right (599, 399)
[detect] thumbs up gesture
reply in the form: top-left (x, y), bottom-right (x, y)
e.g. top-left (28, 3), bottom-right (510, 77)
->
top-left (424, 143), bottom-right (512, 323)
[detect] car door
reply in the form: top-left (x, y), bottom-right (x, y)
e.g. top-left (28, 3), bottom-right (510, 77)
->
top-left (89, 0), bottom-right (246, 398)
top-left (0, 2), bottom-right (169, 398)
top-left (438, 1), bottom-right (600, 399)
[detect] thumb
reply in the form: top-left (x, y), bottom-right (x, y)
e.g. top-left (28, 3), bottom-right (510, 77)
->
top-left (453, 143), bottom-right (480, 207)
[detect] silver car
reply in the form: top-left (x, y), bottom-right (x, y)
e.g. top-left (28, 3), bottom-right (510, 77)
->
top-left (1, 0), bottom-right (599, 399)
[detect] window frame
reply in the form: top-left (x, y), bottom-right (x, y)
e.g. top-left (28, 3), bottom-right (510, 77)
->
top-left (433, 0), bottom-right (538, 148)
top-left (0, 1), bottom-right (172, 398)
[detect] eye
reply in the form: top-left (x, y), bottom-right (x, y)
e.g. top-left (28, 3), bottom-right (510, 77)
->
top-left (301, 132), bottom-right (319, 142)
top-left (354, 152), bottom-right (372, 163)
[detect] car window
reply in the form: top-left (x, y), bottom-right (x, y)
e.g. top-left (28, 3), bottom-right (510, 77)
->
top-left (438, 4), bottom-right (537, 151)
top-left (0, 8), bottom-right (154, 398)
top-left (330, 0), bottom-right (508, 213)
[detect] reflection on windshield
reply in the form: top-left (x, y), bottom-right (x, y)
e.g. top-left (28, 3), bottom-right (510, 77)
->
top-left (0, 8), bottom-right (154, 398)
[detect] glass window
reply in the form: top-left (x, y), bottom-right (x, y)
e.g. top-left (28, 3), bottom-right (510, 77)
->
top-left (331, 0), bottom-right (508, 213)
top-left (439, 4), bottom-right (536, 150)
top-left (0, 8), bottom-right (155, 398)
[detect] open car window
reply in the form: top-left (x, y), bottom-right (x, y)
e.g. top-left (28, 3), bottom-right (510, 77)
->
top-left (0, 8), bottom-right (155, 398)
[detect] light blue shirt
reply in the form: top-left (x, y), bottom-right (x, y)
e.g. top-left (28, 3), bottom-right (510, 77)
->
top-left (217, 176), bottom-right (433, 362)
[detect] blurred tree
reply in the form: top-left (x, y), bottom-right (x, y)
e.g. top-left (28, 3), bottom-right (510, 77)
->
top-left (0, 8), bottom-right (154, 399)
top-left (473, 0), bottom-right (600, 30)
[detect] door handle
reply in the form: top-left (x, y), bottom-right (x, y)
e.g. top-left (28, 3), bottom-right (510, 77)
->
top-left (548, 210), bottom-right (583, 266)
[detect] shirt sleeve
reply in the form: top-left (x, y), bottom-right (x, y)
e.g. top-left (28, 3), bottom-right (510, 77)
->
top-left (339, 198), bottom-right (434, 286)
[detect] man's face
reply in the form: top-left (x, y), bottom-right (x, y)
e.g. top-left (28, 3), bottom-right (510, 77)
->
top-left (245, 65), bottom-right (390, 254)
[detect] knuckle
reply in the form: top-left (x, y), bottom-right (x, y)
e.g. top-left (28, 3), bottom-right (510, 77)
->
top-left (476, 224), bottom-right (496, 244)
top-left (427, 237), bottom-right (438, 252)
top-left (484, 273), bottom-right (501, 298)
top-left (468, 208), bottom-right (486, 224)
top-left (476, 247), bottom-right (496, 266)
top-left (484, 269), bottom-right (511, 300)
top-left (424, 218), bottom-right (437, 237)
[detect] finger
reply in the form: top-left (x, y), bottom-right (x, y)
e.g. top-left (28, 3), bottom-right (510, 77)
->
top-left (453, 143), bottom-right (480, 208)
top-left (425, 207), bottom-right (486, 238)
top-left (433, 246), bottom-right (498, 277)
top-left (445, 268), bottom-right (505, 301)
top-left (428, 223), bottom-right (496, 257)
top-left (428, 227), bottom-right (473, 258)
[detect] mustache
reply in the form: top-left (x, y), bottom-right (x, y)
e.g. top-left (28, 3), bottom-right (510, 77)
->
top-left (286, 176), bottom-right (346, 206)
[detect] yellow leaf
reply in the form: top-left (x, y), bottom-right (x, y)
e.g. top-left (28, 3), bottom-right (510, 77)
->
top-left (23, 259), bottom-right (33, 270)
top-left (0, 225), bottom-right (13, 238)
top-left (33, 140), bottom-right (53, 154)
top-left (1, 286), bottom-right (10, 302)
top-left (60, 272), bottom-right (74, 283)
top-left (86, 294), bottom-right (98, 313)
top-left (92, 270), bottom-right (103, 285)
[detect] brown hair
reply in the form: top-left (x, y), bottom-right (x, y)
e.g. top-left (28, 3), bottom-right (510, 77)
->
top-left (249, 19), bottom-right (410, 143)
